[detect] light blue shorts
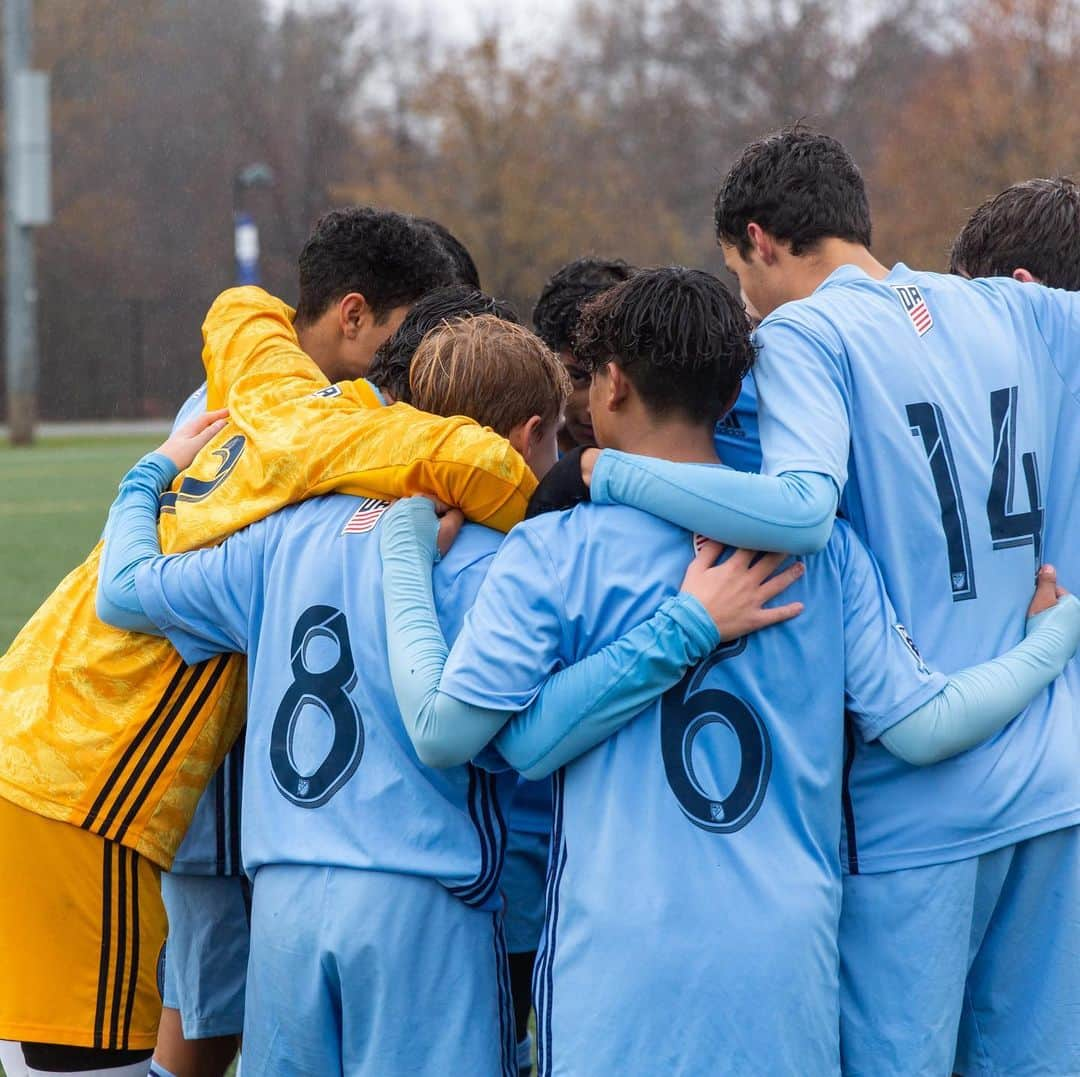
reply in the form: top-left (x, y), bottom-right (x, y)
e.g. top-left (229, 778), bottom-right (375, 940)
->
top-left (840, 824), bottom-right (1080, 1077)
top-left (161, 871), bottom-right (250, 1040)
top-left (243, 864), bottom-right (516, 1076)
top-left (501, 828), bottom-right (550, 954)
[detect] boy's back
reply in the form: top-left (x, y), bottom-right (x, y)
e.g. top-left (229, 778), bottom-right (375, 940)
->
top-left (756, 267), bottom-right (1080, 868)
top-left (441, 500), bottom-right (941, 1075)
top-left (138, 492), bottom-right (509, 902)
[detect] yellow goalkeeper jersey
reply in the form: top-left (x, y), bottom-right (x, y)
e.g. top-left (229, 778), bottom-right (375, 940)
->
top-left (0, 287), bottom-right (536, 868)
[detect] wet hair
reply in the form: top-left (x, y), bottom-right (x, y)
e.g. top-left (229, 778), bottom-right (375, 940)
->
top-left (949, 177), bottom-right (1080, 291)
top-left (532, 257), bottom-right (636, 354)
top-left (294, 206), bottom-right (455, 327)
top-left (415, 217), bottom-right (482, 289)
top-left (410, 316), bottom-right (570, 436)
top-left (367, 285), bottom-right (519, 403)
top-left (574, 266), bottom-right (755, 424)
top-left (715, 126), bottom-right (872, 256)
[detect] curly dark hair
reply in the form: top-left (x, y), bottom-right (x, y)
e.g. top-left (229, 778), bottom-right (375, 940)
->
top-left (532, 257), bottom-right (636, 354)
top-left (574, 267), bottom-right (755, 424)
top-left (715, 126), bottom-right (872, 256)
top-left (294, 207), bottom-right (456, 327)
top-left (367, 285), bottom-right (520, 402)
top-left (949, 177), bottom-right (1080, 290)
top-left (415, 217), bottom-right (482, 289)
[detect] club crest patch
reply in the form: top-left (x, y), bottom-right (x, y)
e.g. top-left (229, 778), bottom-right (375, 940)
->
top-left (311, 384), bottom-right (343, 399)
top-left (893, 622), bottom-right (930, 674)
top-left (342, 497), bottom-right (391, 534)
top-left (891, 284), bottom-right (934, 337)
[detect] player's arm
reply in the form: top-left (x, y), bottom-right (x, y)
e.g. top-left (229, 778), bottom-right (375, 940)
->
top-left (97, 412), bottom-right (262, 663)
top-left (177, 287), bottom-right (535, 541)
top-left (840, 528), bottom-right (1080, 766)
top-left (380, 498), bottom-right (803, 774)
top-left (581, 318), bottom-right (846, 554)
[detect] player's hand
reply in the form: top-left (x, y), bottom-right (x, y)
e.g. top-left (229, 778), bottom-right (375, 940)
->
top-left (580, 447), bottom-right (600, 489)
top-left (681, 543), bottom-right (805, 640)
top-left (157, 409), bottom-right (229, 471)
top-left (417, 497), bottom-right (465, 557)
top-left (436, 508), bottom-right (465, 557)
top-left (1028, 564), bottom-right (1068, 617)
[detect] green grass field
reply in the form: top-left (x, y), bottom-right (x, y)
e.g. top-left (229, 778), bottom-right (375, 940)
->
top-left (0, 436), bottom-right (161, 651)
top-left (0, 433), bottom-right (238, 1072)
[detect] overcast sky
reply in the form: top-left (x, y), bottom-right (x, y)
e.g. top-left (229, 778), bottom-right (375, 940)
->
top-left (269, 0), bottom-right (578, 45)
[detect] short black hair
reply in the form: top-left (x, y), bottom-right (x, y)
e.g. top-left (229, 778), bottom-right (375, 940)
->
top-left (532, 257), bottom-right (636, 354)
top-left (416, 217), bottom-right (482, 289)
top-left (574, 267), bottom-right (755, 425)
top-left (715, 127), bottom-right (872, 256)
top-left (294, 206), bottom-right (456, 327)
top-left (367, 285), bottom-right (520, 402)
top-left (949, 178), bottom-right (1080, 291)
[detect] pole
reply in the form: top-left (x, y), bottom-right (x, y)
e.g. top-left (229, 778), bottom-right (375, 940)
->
top-left (5, 0), bottom-right (36, 445)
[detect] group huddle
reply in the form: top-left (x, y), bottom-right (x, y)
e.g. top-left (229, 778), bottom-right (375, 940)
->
top-left (1, 128), bottom-right (1079, 1077)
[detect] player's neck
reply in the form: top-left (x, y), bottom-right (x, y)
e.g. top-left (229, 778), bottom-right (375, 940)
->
top-left (794, 238), bottom-right (889, 293)
top-left (611, 417), bottom-right (719, 465)
top-left (296, 322), bottom-right (343, 382)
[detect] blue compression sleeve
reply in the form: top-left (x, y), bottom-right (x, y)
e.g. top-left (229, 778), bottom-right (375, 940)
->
top-left (96, 452), bottom-right (177, 634)
top-left (379, 498), bottom-right (720, 771)
top-left (879, 595), bottom-right (1080, 765)
top-left (591, 452), bottom-right (837, 555)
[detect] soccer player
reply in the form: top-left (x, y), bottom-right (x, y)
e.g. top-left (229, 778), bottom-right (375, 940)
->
top-left (155, 282), bottom-right (519, 1077)
top-left (0, 207), bottom-right (539, 1076)
top-left (375, 268), bottom-right (1080, 1075)
top-left (546, 131), bottom-right (1080, 1075)
top-left (367, 283), bottom-right (520, 403)
top-left (94, 315), bottom-right (802, 1074)
top-left (949, 176), bottom-right (1080, 290)
top-left (532, 256), bottom-right (635, 453)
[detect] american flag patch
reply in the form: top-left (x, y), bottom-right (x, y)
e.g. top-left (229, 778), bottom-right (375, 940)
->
top-left (692, 532), bottom-right (710, 554)
top-left (342, 497), bottom-right (390, 534)
top-left (891, 284), bottom-right (934, 336)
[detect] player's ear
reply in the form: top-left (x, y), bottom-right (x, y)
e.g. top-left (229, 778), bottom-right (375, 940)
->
top-left (338, 293), bottom-right (372, 338)
top-left (506, 415), bottom-right (543, 462)
top-left (747, 222), bottom-right (774, 264)
top-left (606, 362), bottom-right (630, 411)
top-left (1012, 268), bottom-right (1041, 285)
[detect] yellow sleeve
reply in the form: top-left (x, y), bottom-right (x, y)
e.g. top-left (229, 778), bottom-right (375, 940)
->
top-left (200, 286), bottom-right (328, 410)
top-left (159, 288), bottom-right (536, 553)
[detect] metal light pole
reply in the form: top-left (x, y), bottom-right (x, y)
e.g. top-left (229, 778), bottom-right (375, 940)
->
top-left (233, 162), bottom-right (273, 286)
top-left (4, 0), bottom-right (49, 445)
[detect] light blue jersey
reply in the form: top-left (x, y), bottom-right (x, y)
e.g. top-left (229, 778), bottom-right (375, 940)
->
top-left (134, 495), bottom-right (511, 908)
top-left (713, 370), bottom-right (761, 472)
top-left (171, 382), bottom-right (208, 430)
top-left (754, 266), bottom-right (1080, 871)
top-left (439, 502), bottom-right (942, 1075)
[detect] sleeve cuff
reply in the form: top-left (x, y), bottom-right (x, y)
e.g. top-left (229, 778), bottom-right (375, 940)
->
top-left (661, 593), bottom-right (722, 657)
top-left (860, 671), bottom-right (949, 744)
top-left (589, 449), bottom-right (616, 505)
